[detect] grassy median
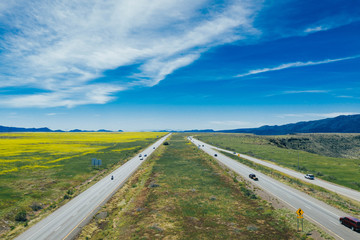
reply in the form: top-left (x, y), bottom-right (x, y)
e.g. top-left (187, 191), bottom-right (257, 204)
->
top-left (78, 134), bottom-right (308, 239)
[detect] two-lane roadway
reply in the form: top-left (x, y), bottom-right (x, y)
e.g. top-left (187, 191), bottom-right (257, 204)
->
top-left (190, 137), bottom-right (359, 240)
top-left (193, 138), bottom-right (360, 202)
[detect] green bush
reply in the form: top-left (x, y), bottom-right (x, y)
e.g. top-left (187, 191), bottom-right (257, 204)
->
top-left (67, 189), bottom-right (75, 195)
top-left (15, 210), bottom-right (27, 222)
top-left (30, 202), bottom-right (43, 211)
top-left (64, 194), bottom-right (70, 200)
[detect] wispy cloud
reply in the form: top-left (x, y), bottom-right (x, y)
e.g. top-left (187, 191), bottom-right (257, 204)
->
top-left (0, 0), bottom-right (261, 107)
top-left (266, 89), bottom-right (329, 97)
top-left (283, 90), bottom-right (329, 94)
top-left (304, 26), bottom-right (329, 33)
top-left (235, 55), bottom-right (360, 78)
top-left (337, 95), bottom-right (353, 98)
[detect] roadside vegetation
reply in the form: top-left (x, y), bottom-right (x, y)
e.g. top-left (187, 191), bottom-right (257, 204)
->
top-left (221, 151), bottom-right (360, 219)
top-left (0, 132), bottom-right (165, 238)
top-left (78, 134), bottom-right (322, 239)
top-left (266, 133), bottom-right (360, 159)
top-left (194, 133), bottom-right (360, 191)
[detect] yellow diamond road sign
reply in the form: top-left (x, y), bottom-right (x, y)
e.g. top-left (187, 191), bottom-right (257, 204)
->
top-left (296, 208), bottom-right (304, 218)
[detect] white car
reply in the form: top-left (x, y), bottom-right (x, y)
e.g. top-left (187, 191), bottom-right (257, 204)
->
top-left (305, 174), bottom-right (315, 180)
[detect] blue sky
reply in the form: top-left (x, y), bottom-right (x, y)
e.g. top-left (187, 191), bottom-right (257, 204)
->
top-left (0, 0), bottom-right (359, 131)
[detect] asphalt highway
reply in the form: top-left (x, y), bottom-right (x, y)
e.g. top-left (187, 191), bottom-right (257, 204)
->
top-left (190, 137), bottom-right (360, 240)
top-left (15, 134), bottom-right (170, 240)
top-left (194, 138), bottom-right (360, 202)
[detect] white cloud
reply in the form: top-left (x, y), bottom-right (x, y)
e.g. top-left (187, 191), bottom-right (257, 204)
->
top-left (283, 90), bottom-right (328, 94)
top-left (304, 26), bottom-right (328, 33)
top-left (0, 84), bottom-right (123, 108)
top-left (266, 89), bottom-right (329, 97)
top-left (0, 0), bottom-right (261, 107)
top-left (235, 55), bottom-right (360, 78)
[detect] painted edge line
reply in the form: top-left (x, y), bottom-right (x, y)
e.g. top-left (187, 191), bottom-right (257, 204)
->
top-left (62, 134), bottom-right (170, 240)
top-left (190, 139), bottom-right (344, 240)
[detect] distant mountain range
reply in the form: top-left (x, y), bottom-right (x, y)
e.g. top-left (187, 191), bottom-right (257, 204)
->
top-left (1, 114), bottom-right (360, 134)
top-left (220, 114), bottom-right (360, 135)
top-left (0, 125), bottom-right (122, 133)
top-left (182, 114), bottom-right (360, 135)
top-left (0, 125), bottom-right (54, 132)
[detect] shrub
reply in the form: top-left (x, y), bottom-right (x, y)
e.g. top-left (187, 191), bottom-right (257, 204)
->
top-left (64, 194), bottom-right (70, 200)
top-left (67, 189), bottom-right (74, 195)
top-left (15, 210), bottom-right (27, 222)
top-left (163, 142), bottom-right (169, 145)
top-left (30, 202), bottom-right (43, 211)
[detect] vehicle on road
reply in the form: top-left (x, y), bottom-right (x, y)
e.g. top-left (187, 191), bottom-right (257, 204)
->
top-left (153, 147), bottom-right (155, 149)
top-left (340, 216), bottom-right (360, 232)
top-left (139, 154), bottom-right (142, 157)
top-left (233, 152), bottom-right (236, 154)
top-left (111, 175), bottom-right (114, 180)
top-left (144, 154), bottom-right (147, 157)
top-left (249, 173), bottom-right (258, 181)
top-left (305, 174), bottom-right (315, 180)
top-left (214, 154), bottom-right (217, 157)
top-left (140, 158), bottom-right (144, 160)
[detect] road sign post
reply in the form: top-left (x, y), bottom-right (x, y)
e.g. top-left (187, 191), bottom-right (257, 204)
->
top-left (296, 208), bottom-right (304, 232)
top-left (91, 158), bottom-right (102, 169)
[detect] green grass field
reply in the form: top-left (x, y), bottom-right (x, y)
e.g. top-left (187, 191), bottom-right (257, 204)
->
top-left (78, 134), bottom-right (312, 239)
top-left (0, 132), bottom-right (165, 235)
top-left (194, 133), bottom-right (360, 191)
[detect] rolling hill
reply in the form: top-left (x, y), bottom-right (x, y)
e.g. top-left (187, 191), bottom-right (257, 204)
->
top-left (221, 114), bottom-right (360, 135)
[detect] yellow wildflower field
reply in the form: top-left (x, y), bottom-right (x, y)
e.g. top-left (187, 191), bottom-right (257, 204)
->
top-left (0, 132), bottom-right (166, 234)
top-left (0, 132), bottom-right (164, 175)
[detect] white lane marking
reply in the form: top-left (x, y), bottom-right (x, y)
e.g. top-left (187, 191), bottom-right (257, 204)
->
top-left (329, 219), bottom-right (338, 225)
top-left (191, 138), bottom-right (348, 240)
top-left (195, 138), bottom-right (360, 202)
top-left (18, 134), bottom-right (171, 240)
top-left (54, 225), bottom-right (62, 232)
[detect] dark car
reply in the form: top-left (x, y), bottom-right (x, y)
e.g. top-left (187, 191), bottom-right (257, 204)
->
top-left (214, 154), bottom-right (217, 157)
top-left (249, 174), bottom-right (258, 181)
top-left (340, 216), bottom-right (360, 232)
